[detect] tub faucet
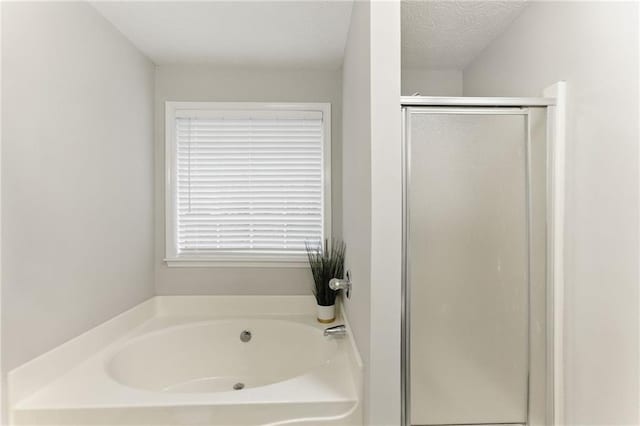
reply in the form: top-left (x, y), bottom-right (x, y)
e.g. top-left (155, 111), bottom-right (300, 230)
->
top-left (329, 270), bottom-right (352, 299)
top-left (324, 324), bottom-right (347, 337)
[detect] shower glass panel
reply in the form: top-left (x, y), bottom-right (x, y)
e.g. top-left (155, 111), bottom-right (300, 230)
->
top-left (405, 108), bottom-right (531, 426)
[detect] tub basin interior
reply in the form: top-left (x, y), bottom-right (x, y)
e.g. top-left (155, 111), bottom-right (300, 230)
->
top-left (107, 319), bottom-right (338, 393)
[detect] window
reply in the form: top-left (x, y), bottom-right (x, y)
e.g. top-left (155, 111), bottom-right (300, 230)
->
top-left (165, 102), bottom-right (331, 267)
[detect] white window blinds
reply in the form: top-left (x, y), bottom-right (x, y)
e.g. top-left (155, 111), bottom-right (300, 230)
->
top-left (169, 105), bottom-right (328, 263)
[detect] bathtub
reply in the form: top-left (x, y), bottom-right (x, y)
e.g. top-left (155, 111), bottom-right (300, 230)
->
top-left (10, 296), bottom-right (363, 426)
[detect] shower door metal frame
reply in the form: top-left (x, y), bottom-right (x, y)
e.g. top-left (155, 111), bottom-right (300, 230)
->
top-left (400, 95), bottom-right (564, 426)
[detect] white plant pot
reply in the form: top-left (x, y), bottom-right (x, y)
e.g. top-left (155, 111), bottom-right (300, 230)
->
top-left (316, 304), bottom-right (336, 323)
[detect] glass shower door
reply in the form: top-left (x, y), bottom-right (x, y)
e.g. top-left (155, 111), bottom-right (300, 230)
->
top-left (405, 108), bottom-right (531, 426)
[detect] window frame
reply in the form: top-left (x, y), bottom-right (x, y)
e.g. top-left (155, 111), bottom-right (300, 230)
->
top-left (164, 101), bottom-right (332, 268)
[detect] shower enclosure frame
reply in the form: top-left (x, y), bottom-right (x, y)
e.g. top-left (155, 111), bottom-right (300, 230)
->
top-left (400, 87), bottom-right (566, 426)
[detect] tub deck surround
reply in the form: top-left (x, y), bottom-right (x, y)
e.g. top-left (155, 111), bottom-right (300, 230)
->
top-left (14, 317), bottom-right (354, 409)
top-left (9, 296), bottom-right (363, 426)
top-left (7, 298), bottom-right (158, 406)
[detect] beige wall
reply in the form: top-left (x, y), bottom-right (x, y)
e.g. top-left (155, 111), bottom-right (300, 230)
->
top-left (401, 68), bottom-right (463, 96)
top-left (369, 1), bottom-right (402, 423)
top-left (1, 1), bottom-right (155, 372)
top-left (341, 0), bottom-right (372, 421)
top-left (154, 65), bottom-right (342, 295)
top-left (464, 2), bottom-right (639, 424)
top-left (341, 2), bottom-right (402, 423)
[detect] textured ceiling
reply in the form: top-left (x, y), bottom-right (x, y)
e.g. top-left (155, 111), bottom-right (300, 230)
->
top-left (93, 1), bottom-right (525, 70)
top-left (91, 1), bottom-right (353, 68)
top-left (402, 0), bottom-right (528, 69)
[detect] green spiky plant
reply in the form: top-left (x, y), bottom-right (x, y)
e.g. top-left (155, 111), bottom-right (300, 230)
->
top-left (305, 239), bottom-right (346, 307)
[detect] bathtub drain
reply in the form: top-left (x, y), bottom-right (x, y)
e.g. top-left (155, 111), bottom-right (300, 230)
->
top-left (233, 382), bottom-right (245, 391)
top-left (240, 330), bottom-right (252, 342)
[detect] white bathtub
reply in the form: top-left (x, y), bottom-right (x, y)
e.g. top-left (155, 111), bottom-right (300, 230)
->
top-left (10, 296), bottom-right (363, 426)
top-left (108, 319), bottom-right (338, 393)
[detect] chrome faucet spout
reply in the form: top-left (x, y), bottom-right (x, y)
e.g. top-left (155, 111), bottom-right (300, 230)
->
top-left (323, 324), bottom-right (347, 337)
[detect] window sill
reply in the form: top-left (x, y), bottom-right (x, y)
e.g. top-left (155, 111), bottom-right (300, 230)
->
top-left (164, 258), bottom-right (310, 268)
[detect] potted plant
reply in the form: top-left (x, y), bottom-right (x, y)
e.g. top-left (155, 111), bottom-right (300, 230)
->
top-left (305, 239), bottom-right (346, 323)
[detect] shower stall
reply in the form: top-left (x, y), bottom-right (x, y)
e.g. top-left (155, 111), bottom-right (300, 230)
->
top-left (401, 94), bottom-right (565, 426)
